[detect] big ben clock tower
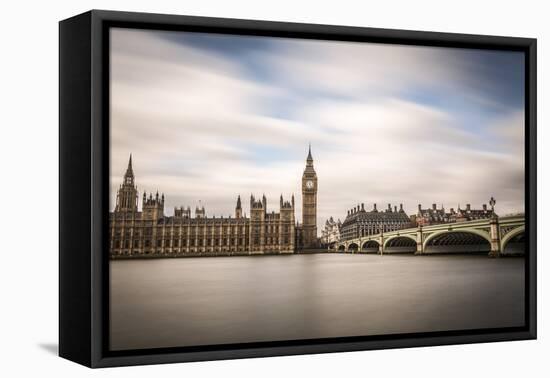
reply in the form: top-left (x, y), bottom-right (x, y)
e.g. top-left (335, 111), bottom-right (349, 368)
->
top-left (301, 144), bottom-right (318, 248)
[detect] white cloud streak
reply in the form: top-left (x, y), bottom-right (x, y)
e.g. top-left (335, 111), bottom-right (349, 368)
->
top-left (110, 28), bottom-right (525, 228)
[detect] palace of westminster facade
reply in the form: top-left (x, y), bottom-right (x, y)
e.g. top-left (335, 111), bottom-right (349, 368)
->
top-left (109, 148), bottom-right (318, 256)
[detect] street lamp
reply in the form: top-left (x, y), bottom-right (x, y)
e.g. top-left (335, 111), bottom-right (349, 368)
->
top-left (489, 197), bottom-right (496, 218)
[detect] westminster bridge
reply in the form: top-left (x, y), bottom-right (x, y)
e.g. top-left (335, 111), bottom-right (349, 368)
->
top-left (332, 214), bottom-right (525, 257)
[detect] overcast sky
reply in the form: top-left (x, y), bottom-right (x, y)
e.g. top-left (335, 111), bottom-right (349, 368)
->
top-left (110, 27), bottom-right (525, 227)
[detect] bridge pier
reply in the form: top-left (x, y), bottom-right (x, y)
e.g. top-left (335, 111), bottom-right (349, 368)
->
top-left (415, 227), bottom-right (423, 255)
top-left (378, 234), bottom-right (384, 255)
top-left (488, 216), bottom-right (501, 257)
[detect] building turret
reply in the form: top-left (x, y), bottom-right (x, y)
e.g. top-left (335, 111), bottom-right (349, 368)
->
top-left (278, 194), bottom-right (296, 253)
top-left (235, 195), bottom-right (242, 219)
top-left (114, 154), bottom-right (138, 213)
top-left (195, 204), bottom-right (206, 219)
top-left (142, 189), bottom-right (164, 220)
top-left (174, 205), bottom-right (191, 218)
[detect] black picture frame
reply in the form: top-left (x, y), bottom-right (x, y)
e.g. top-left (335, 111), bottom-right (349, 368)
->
top-left (59, 9), bottom-right (537, 368)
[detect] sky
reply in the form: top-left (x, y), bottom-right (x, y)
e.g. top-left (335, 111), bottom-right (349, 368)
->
top-left (109, 27), bottom-right (525, 228)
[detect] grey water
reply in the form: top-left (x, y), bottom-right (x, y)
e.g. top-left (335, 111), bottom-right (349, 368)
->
top-left (110, 254), bottom-right (525, 351)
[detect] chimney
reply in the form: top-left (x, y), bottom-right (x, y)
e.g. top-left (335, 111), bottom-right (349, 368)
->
top-left (483, 204), bottom-right (487, 211)
top-left (347, 210), bottom-right (350, 216)
top-left (361, 203), bottom-right (365, 211)
top-left (400, 204), bottom-right (404, 212)
top-left (373, 203), bottom-right (377, 212)
top-left (394, 206), bottom-right (397, 213)
top-left (388, 203), bottom-right (392, 212)
top-left (432, 203), bottom-right (436, 210)
top-left (466, 204), bottom-right (471, 211)
top-left (418, 204), bottom-right (422, 212)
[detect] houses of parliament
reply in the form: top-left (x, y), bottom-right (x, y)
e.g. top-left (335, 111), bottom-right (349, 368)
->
top-left (109, 147), bottom-right (318, 257)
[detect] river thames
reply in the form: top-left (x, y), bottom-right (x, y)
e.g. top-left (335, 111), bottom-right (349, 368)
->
top-left (110, 254), bottom-right (525, 351)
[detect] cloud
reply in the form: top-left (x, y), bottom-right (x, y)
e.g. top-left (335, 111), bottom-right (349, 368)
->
top-left (110, 28), bottom-right (525, 228)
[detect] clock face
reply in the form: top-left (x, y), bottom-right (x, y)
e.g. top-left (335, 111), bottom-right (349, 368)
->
top-left (306, 180), bottom-right (314, 189)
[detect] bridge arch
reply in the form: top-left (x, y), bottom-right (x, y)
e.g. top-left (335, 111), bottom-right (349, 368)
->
top-left (501, 226), bottom-right (525, 255)
top-left (383, 235), bottom-right (416, 253)
top-left (337, 244), bottom-right (346, 252)
top-left (423, 229), bottom-right (491, 254)
top-left (361, 240), bottom-right (380, 253)
top-left (348, 243), bottom-right (359, 252)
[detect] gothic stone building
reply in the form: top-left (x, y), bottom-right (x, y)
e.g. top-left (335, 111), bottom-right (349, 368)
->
top-left (340, 203), bottom-right (412, 241)
top-left (412, 202), bottom-right (495, 226)
top-left (109, 155), bottom-right (296, 257)
top-left (320, 217), bottom-right (341, 246)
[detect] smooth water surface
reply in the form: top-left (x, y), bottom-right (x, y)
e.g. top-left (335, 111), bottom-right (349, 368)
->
top-left (110, 254), bottom-right (525, 350)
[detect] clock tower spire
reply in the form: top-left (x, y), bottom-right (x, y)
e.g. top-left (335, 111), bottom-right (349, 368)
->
top-left (301, 143), bottom-right (318, 248)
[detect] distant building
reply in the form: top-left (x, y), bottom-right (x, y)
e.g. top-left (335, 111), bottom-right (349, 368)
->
top-left (340, 203), bottom-right (412, 241)
top-left (413, 203), bottom-right (495, 226)
top-left (321, 217), bottom-right (341, 246)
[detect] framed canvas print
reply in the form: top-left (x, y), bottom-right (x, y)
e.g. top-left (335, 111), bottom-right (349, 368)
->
top-left (59, 10), bottom-right (537, 368)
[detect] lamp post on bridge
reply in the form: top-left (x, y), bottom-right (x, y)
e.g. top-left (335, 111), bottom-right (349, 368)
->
top-left (489, 196), bottom-right (497, 217)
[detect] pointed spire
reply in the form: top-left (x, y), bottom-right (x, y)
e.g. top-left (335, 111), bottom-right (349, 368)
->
top-left (307, 143), bottom-right (313, 163)
top-left (236, 195), bottom-right (242, 209)
top-left (123, 153), bottom-right (134, 183)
